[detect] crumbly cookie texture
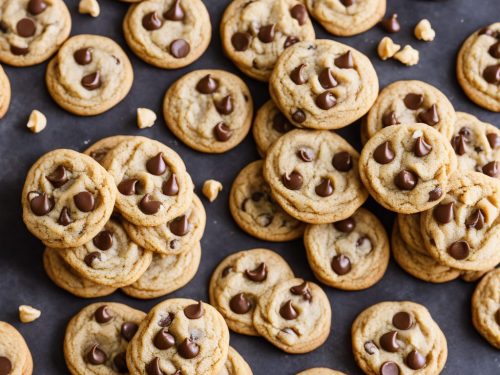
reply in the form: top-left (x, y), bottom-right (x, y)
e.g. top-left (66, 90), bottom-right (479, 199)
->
top-left (0, 321), bottom-right (33, 375)
top-left (377, 37), bottom-right (400, 60)
top-left (297, 369), bottom-right (346, 375)
top-left (0, 0), bottom-right (71, 66)
top-left (220, 0), bottom-right (315, 81)
top-left (393, 45), bottom-right (419, 66)
top-left (304, 208), bottom-right (390, 290)
top-left (137, 108), bottom-right (157, 129)
top-left (209, 249), bottom-right (294, 336)
top-left (253, 278), bottom-right (331, 354)
top-left (352, 301), bottom-right (448, 375)
top-left (46, 34), bottom-right (133, 116)
top-left (220, 346), bottom-right (253, 375)
top-left (270, 40), bottom-right (379, 130)
top-left (359, 123), bottom-right (457, 214)
top-left (414, 19), bottom-right (435, 42)
top-left (83, 135), bottom-right (135, 165)
top-left (26, 109), bottom-right (46, 133)
top-left (0, 64), bottom-right (10, 118)
top-left (18, 305), bottom-right (41, 323)
top-left (123, 0), bottom-right (211, 69)
top-left (202, 180), bottom-right (223, 202)
top-left (264, 129), bottom-right (368, 224)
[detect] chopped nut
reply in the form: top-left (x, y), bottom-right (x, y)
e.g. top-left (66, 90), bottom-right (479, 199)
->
top-left (79, 0), bottom-right (100, 17)
top-left (137, 108), bottom-right (157, 129)
top-left (377, 37), bottom-right (401, 60)
top-left (393, 45), bottom-right (419, 66)
top-left (19, 305), bottom-right (41, 323)
top-left (202, 180), bottom-right (223, 202)
top-left (414, 19), bottom-right (435, 42)
top-left (26, 110), bottom-right (47, 133)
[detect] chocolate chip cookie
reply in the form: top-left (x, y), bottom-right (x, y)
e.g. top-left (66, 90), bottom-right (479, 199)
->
top-left (396, 213), bottom-right (428, 255)
top-left (297, 369), bottom-right (346, 375)
top-left (0, 64), bottom-right (10, 118)
top-left (84, 135), bottom-right (135, 165)
top-left (0, 321), bottom-right (33, 375)
top-left (222, 346), bottom-right (253, 375)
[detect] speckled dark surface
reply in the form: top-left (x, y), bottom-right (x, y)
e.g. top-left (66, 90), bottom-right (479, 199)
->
top-left (0, 0), bottom-right (498, 374)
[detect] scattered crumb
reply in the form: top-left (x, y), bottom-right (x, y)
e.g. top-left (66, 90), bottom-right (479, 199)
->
top-left (414, 19), bottom-right (436, 41)
top-left (393, 45), bottom-right (419, 66)
top-left (202, 179), bottom-right (223, 202)
top-left (19, 305), bottom-right (41, 323)
top-left (26, 110), bottom-right (47, 133)
top-left (79, 0), bottom-right (100, 17)
top-left (137, 108), bottom-right (157, 129)
top-left (377, 37), bottom-right (401, 60)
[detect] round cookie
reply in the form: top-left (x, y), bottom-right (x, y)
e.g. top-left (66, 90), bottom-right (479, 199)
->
top-left (64, 302), bottom-right (145, 375)
top-left (229, 160), bottom-right (305, 242)
top-left (352, 301), bottom-right (448, 375)
top-left (305, 0), bottom-right (386, 37)
top-left (359, 123), bottom-right (457, 214)
top-left (123, 0), bottom-right (211, 69)
top-left (221, 347), bottom-right (253, 375)
top-left (0, 321), bottom-right (33, 375)
top-left (457, 23), bottom-right (500, 112)
top-left (220, 0), bottom-right (315, 82)
top-left (209, 249), bottom-right (294, 336)
top-left (102, 137), bottom-right (194, 227)
top-left (297, 369), bottom-right (346, 375)
top-left (126, 299), bottom-right (229, 375)
top-left (253, 278), bottom-right (331, 354)
top-left (396, 213), bottom-right (427, 255)
top-left (46, 34), bottom-right (133, 116)
top-left (264, 129), bottom-right (368, 224)
top-left (163, 69), bottom-right (253, 153)
top-left (0, 0), bottom-right (71, 66)
top-left (304, 208), bottom-right (390, 290)
top-left (84, 135), bottom-right (136, 165)
top-left (22, 149), bottom-right (117, 249)
top-left (471, 268), bottom-right (500, 349)
top-left (269, 39), bottom-right (379, 130)
top-left (0, 64), bottom-right (10, 118)
top-left (361, 80), bottom-right (457, 144)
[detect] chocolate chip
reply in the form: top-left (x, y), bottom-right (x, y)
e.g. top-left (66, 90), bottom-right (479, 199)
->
top-left (291, 109), bottom-right (306, 123)
top-left (334, 217), bottom-right (355, 233)
top-left (382, 111), bottom-right (399, 127)
top-left (215, 95), bottom-right (233, 115)
top-left (10, 45), bottom-right (29, 55)
top-left (81, 72), bottom-right (101, 90)
top-left (84, 251), bottom-right (100, 267)
top-left (184, 301), bottom-right (204, 319)
top-left (231, 32), bottom-right (251, 51)
top-left (380, 361), bottom-right (400, 375)
top-left (94, 305), bottom-right (113, 323)
top-left (428, 187), bottom-right (443, 201)
top-left (489, 41), bottom-right (500, 58)
top-left (258, 24), bottom-right (275, 43)
top-left (380, 331), bottom-right (399, 352)
top-left (93, 230), bottom-right (113, 250)
top-left (28, 0), bottom-right (47, 15)
top-left (213, 122), bottom-right (233, 142)
top-left (86, 344), bottom-right (107, 365)
top-left (418, 104), bottom-right (439, 126)
top-left (284, 36), bottom-right (299, 48)
top-left (74, 48), bottom-right (92, 65)
top-left (118, 179), bottom-right (139, 195)
top-left (414, 137), bottom-right (432, 157)
top-left (482, 161), bottom-right (500, 177)
top-left (146, 153), bottom-right (167, 175)
top-left (272, 113), bottom-right (292, 133)
top-left (290, 281), bottom-right (312, 301)
top-left (340, 0), bottom-right (354, 6)
top-left (30, 193), bottom-right (54, 216)
top-left (315, 178), bottom-right (333, 197)
top-left (364, 341), bottom-right (377, 354)
top-left (145, 357), bottom-right (164, 375)
top-left (178, 338), bottom-right (200, 359)
top-left (448, 240), bottom-right (470, 260)
top-left (331, 254), bottom-right (351, 275)
top-left (406, 349), bottom-right (426, 370)
top-left (290, 64), bottom-right (307, 85)
top-left (279, 300), bottom-right (298, 320)
top-left (451, 134), bottom-right (468, 155)
top-left (113, 352), bottom-right (128, 373)
top-left (245, 263), bottom-right (267, 282)
top-left (315, 92), bottom-right (336, 110)
top-left (58, 207), bottom-right (73, 226)
top-left (139, 194), bottom-right (161, 215)
top-left (403, 93), bottom-right (423, 110)
top-left (282, 171), bottom-right (303, 190)
top-left (465, 209), bottom-right (485, 230)
top-left (334, 51), bottom-right (353, 69)
top-left (164, 0), bottom-right (184, 21)
top-left (0, 357), bottom-right (12, 375)
top-left (154, 328), bottom-right (175, 349)
top-left (392, 311), bottom-right (414, 330)
top-left (496, 309), bottom-right (500, 325)
top-left (229, 293), bottom-right (252, 314)
top-left (483, 64), bottom-right (500, 84)
top-left (74, 191), bottom-right (95, 212)
top-left (373, 141), bottom-right (395, 164)
top-left (317, 68), bottom-right (337, 89)
top-left (17, 18), bottom-right (36, 37)
top-left (142, 12), bottom-right (163, 30)
top-left (394, 170), bottom-right (418, 190)
top-left (158, 313), bottom-right (174, 327)
top-left (222, 266), bottom-right (232, 277)
top-left (121, 322), bottom-right (139, 341)
top-left (297, 147), bottom-right (314, 162)
top-left (381, 13), bottom-right (400, 33)
top-left (170, 39), bottom-right (190, 58)
top-left (196, 74), bottom-right (218, 94)
top-left (459, 127), bottom-right (472, 139)
top-left (169, 215), bottom-right (189, 236)
top-left (487, 133), bottom-right (500, 149)
top-left (332, 151), bottom-right (353, 171)
top-left (163, 174), bottom-right (179, 196)
top-left (290, 4), bottom-right (307, 25)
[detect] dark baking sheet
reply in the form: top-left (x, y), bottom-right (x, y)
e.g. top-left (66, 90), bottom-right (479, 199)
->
top-left (0, 0), bottom-right (499, 373)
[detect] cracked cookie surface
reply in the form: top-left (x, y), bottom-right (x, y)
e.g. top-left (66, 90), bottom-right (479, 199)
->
top-left (0, 321), bottom-right (33, 375)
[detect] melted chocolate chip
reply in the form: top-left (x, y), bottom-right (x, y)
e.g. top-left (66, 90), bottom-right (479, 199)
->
top-left (142, 12), bottom-right (163, 30)
top-left (279, 300), bottom-right (298, 320)
top-left (258, 24), bottom-right (275, 43)
top-left (451, 134), bottom-right (468, 155)
top-left (373, 141), bottom-right (395, 164)
top-left (121, 322), bottom-right (139, 341)
top-left (213, 122), bottom-right (233, 141)
top-left (297, 147), bottom-right (314, 162)
top-left (139, 194), bottom-right (161, 215)
top-left (428, 187), bottom-right (443, 201)
top-left (379, 331), bottom-right (399, 352)
top-left (58, 207), bottom-right (73, 226)
top-left (170, 39), bottom-right (190, 58)
top-left (394, 170), bottom-right (418, 190)
top-left (290, 64), bottom-right (307, 85)
top-left (74, 48), bottom-right (92, 65)
top-left (404, 93), bottom-right (424, 109)
top-left (231, 32), bottom-right (251, 51)
top-left (315, 178), bottom-right (333, 197)
top-left (229, 293), bottom-right (252, 314)
top-left (487, 133), bottom-right (500, 149)
top-left (381, 14), bottom-right (400, 33)
top-left (30, 193), bottom-right (54, 216)
top-left (382, 111), bottom-right (400, 127)
top-left (292, 109), bottom-right (306, 123)
top-left (0, 357), bottom-right (12, 375)
top-left (215, 95), bottom-right (233, 115)
top-left (222, 266), bottom-right (233, 277)
top-left (245, 263), bottom-right (267, 282)
top-left (164, 0), bottom-right (184, 21)
top-left (332, 151), bottom-right (353, 171)
top-left (154, 328), bottom-right (175, 349)
top-left (94, 305), bottom-right (113, 323)
top-left (86, 344), bottom-right (107, 365)
top-left (28, 0), bottom-right (47, 15)
top-left (334, 217), bottom-right (355, 233)
top-left (284, 36), bottom-right (300, 48)
top-left (196, 74), bottom-right (218, 94)
top-left (11, 45), bottom-right (29, 55)
top-left (380, 361), bottom-right (400, 375)
top-left (334, 51), bottom-right (353, 69)
top-left (178, 338), bottom-right (200, 359)
top-left (93, 230), bottom-right (113, 250)
top-left (496, 309), bottom-right (500, 325)
top-left (163, 174), bottom-right (179, 196)
top-left (184, 301), bottom-right (204, 319)
top-left (290, 4), bottom-right (307, 25)
top-left (113, 352), bottom-right (128, 373)
top-left (169, 215), bottom-right (189, 236)
top-left (158, 313), bottom-right (175, 327)
top-left (74, 191), bottom-right (95, 212)
top-left (392, 311), bottom-right (413, 330)
top-left (340, 0), bottom-right (354, 6)
top-left (465, 209), bottom-right (485, 230)
top-left (489, 41), bottom-right (500, 58)
top-left (282, 171), bottom-right (303, 190)
top-left (448, 240), bottom-right (470, 260)
top-left (17, 18), bottom-right (36, 37)
top-left (418, 104), bottom-right (440, 126)
top-left (414, 137), bottom-right (432, 157)
top-left (272, 113), bottom-right (292, 133)
top-left (290, 282), bottom-right (312, 301)
top-left (406, 349), bottom-right (426, 370)
top-left (318, 68), bottom-right (337, 89)
top-left (146, 153), bottom-right (167, 175)
top-left (315, 92), bottom-right (336, 110)
top-left (482, 161), bottom-right (500, 177)
top-left (84, 251), bottom-right (101, 267)
top-left (145, 357), bottom-right (164, 375)
top-left (483, 64), bottom-right (500, 84)
top-left (81, 72), bottom-right (101, 90)
top-left (118, 179), bottom-right (139, 195)
top-left (331, 254), bottom-right (351, 275)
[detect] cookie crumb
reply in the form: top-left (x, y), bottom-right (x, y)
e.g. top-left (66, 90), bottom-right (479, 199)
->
top-left (393, 45), bottom-right (419, 66)
top-left (414, 19), bottom-right (435, 42)
top-left (79, 0), bottom-right (100, 17)
top-left (19, 305), bottom-right (41, 323)
top-left (377, 37), bottom-right (401, 60)
top-left (202, 179), bottom-right (223, 202)
top-left (137, 108), bottom-right (157, 129)
top-left (27, 110), bottom-right (47, 133)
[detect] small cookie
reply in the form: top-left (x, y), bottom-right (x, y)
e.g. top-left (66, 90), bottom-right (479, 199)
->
top-left (163, 69), bottom-right (253, 153)
top-left (0, 64), bottom-right (11, 118)
top-left (396, 213), bottom-right (427, 255)
top-left (361, 80), bottom-right (457, 144)
top-left (457, 23), bottom-right (500, 112)
top-left (0, 321), bottom-right (33, 375)
top-left (359, 123), bottom-right (457, 214)
top-left (64, 302), bottom-right (145, 375)
top-left (220, 0), bottom-right (315, 81)
top-left (264, 129), bottom-right (368, 224)
top-left (270, 40), bottom-right (379, 130)
top-left (46, 34), bottom-right (133, 116)
top-left (84, 135), bottom-right (135, 165)
top-left (126, 299), bottom-right (229, 375)
top-left (352, 301), bottom-right (448, 375)
top-left (253, 278), bottom-right (331, 353)
top-left (297, 369), bottom-right (346, 375)
top-left (22, 149), bottom-right (117, 249)
top-left (304, 208), bottom-right (390, 290)
top-left (221, 347), bottom-right (253, 375)
top-left (230, 161), bottom-right (305, 242)
top-left (123, 0), bottom-right (211, 69)
top-left (0, 0), bottom-right (71, 66)
top-left (209, 249), bottom-right (294, 336)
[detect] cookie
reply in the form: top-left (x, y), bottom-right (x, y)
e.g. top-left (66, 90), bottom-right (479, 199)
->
top-left (359, 123), bottom-right (457, 214)
top-left (21, 149), bottom-right (117, 249)
top-left (269, 39), bottom-right (379, 130)
top-left (264, 129), bottom-right (368, 224)
top-left (304, 208), bottom-right (390, 290)
top-left (421, 171), bottom-right (500, 271)
top-left (457, 23), bottom-right (500, 112)
top-left (0, 64), bottom-right (10, 118)
top-left (123, 0), bottom-right (211, 69)
top-left (396, 213), bottom-right (427, 255)
top-left (297, 369), bottom-right (346, 375)
top-left (361, 80), bottom-right (457, 144)
top-left (253, 278), bottom-right (331, 353)
top-left (229, 161), bottom-right (305, 242)
top-left (221, 347), bottom-right (253, 375)
top-left (352, 301), bottom-right (448, 375)
top-left (209, 249), bottom-right (294, 336)
top-left (306, 0), bottom-right (385, 37)
top-left (0, 0), bottom-right (71, 66)
top-left (126, 299), bottom-right (229, 375)
top-left (163, 69), bottom-right (253, 153)
top-left (84, 135), bottom-right (135, 165)
top-left (220, 0), bottom-right (315, 81)
top-left (46, 34), bottom-right (133, 116)
top-left (0, 321), bottom-right (33, 375)
top-left (102, 137), bottom-right (194, 227)
top-left (64, 302), bottom-right (145, 375)
top-left (471, 268), bottom-right (500, 349)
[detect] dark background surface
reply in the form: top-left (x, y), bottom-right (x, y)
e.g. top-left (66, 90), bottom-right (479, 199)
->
top-left (0, 0), bottom-right (499, 374)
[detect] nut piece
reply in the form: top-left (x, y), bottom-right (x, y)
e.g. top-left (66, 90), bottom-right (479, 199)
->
top-left (137, 108), bottom-right (157, 129)
top-left (26, 110), bottom-right (47, 133)
top-left (377, 37), bottom-right (401, 60)
top-left (414, 19), bottom-right (436, 42)
top-left (202, 179), bottom-right (223, 202)
top-left (79, 0), bottom-right (100, 17)
top-left (393, 45), bottom-right (420, 66)
top-left (19, 305), bottom-right (41, 323)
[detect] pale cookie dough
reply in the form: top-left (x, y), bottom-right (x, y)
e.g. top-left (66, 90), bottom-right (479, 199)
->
top-left (270, 40), bottom-right (379, 130)
top-left (163, 69), bottom-right (253, 153)
top-left (253, 278), bottom-right (331, 353)
top-left (0, 321), bottom-right (33, 375)
top-left (220, 0), bottom-right (315, 81)
top-left (137, 108), bottom-right (156, 129)
top-left (26, 109), bottom-right (46, 133)
top-left (79, 0), bottom-right (100, 17)
top-left (46, 34), bottom-right (133, 116)
top-left (414, 19), bottom-right (435, 42)
top-left (377, 37), bottom-right (400, 61)
top-left (202, 179), bottom-right (222, 202)
top-left (297, 369), bottom-right (346, 375)
top-left (18, 305), bottom-right (41, 323)
top-left (84, 135), bottom-right (135, 165)
top-left (393, 45), bottom-right (419, 66)
top-left (220, 347), bottom-right (253, 375)
top-left (0, 64), bottom-right (10, 118)
top-left (209, 249), bottom-right (294, 336)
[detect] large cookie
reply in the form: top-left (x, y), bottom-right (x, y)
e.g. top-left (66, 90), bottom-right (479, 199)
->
top-left (0, 64), bottom-right (10, 118)
top-left (0, 321), bottom-right (33, 375)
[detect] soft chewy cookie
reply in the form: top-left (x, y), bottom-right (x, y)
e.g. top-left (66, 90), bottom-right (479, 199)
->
top-left (22, 149), bottom-right (116, 249)
top-left (0, 64), bottom-right (10, 118)
top-left (163, 69), bottom-right (253, 153)
top-left (64, 302), bottom-right (145, 375)
top-left (269, 39), bottom-right (379, 130)
top-left (297, 369), bottom-right (346, 375)
top-left (229, 161), bottom-right (305, 242)
top-left (126, 299), bottom-right (229, 375)
top-left (352, 301), bottom-right (448, 375)
top-left (84, 135), bottom-right (135, 165)
top-left (359, 123), bottom-right (457, 214)
top-left (396, 213), bottom-right (427, 255)
top-left (221, 347), bottom-right (253, 375)
top-left (457, 23), bottom-right (500, 112)
top-left (361, 80), bottom-right (457, 144)
top-left (102, 137), bottom-right (193, 227)
top-left (209, 249), bottom-right (294, 336)
top-left (220, 0), bottom-right (315, 81)
top-left (0, 321), bottom-right (33, 375)
top-left (304, 208), bottom-right (390, 290)
top-left (0, 0), bottom-right (71, 66)
top-left (253, 278), bottom-right (331, 353)
top-left (46, 34), bottom-right (133, 116)
top-left (123, 0), bottom-right (211, 69)
top-left (264, 129), bottom-right (368, 224)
